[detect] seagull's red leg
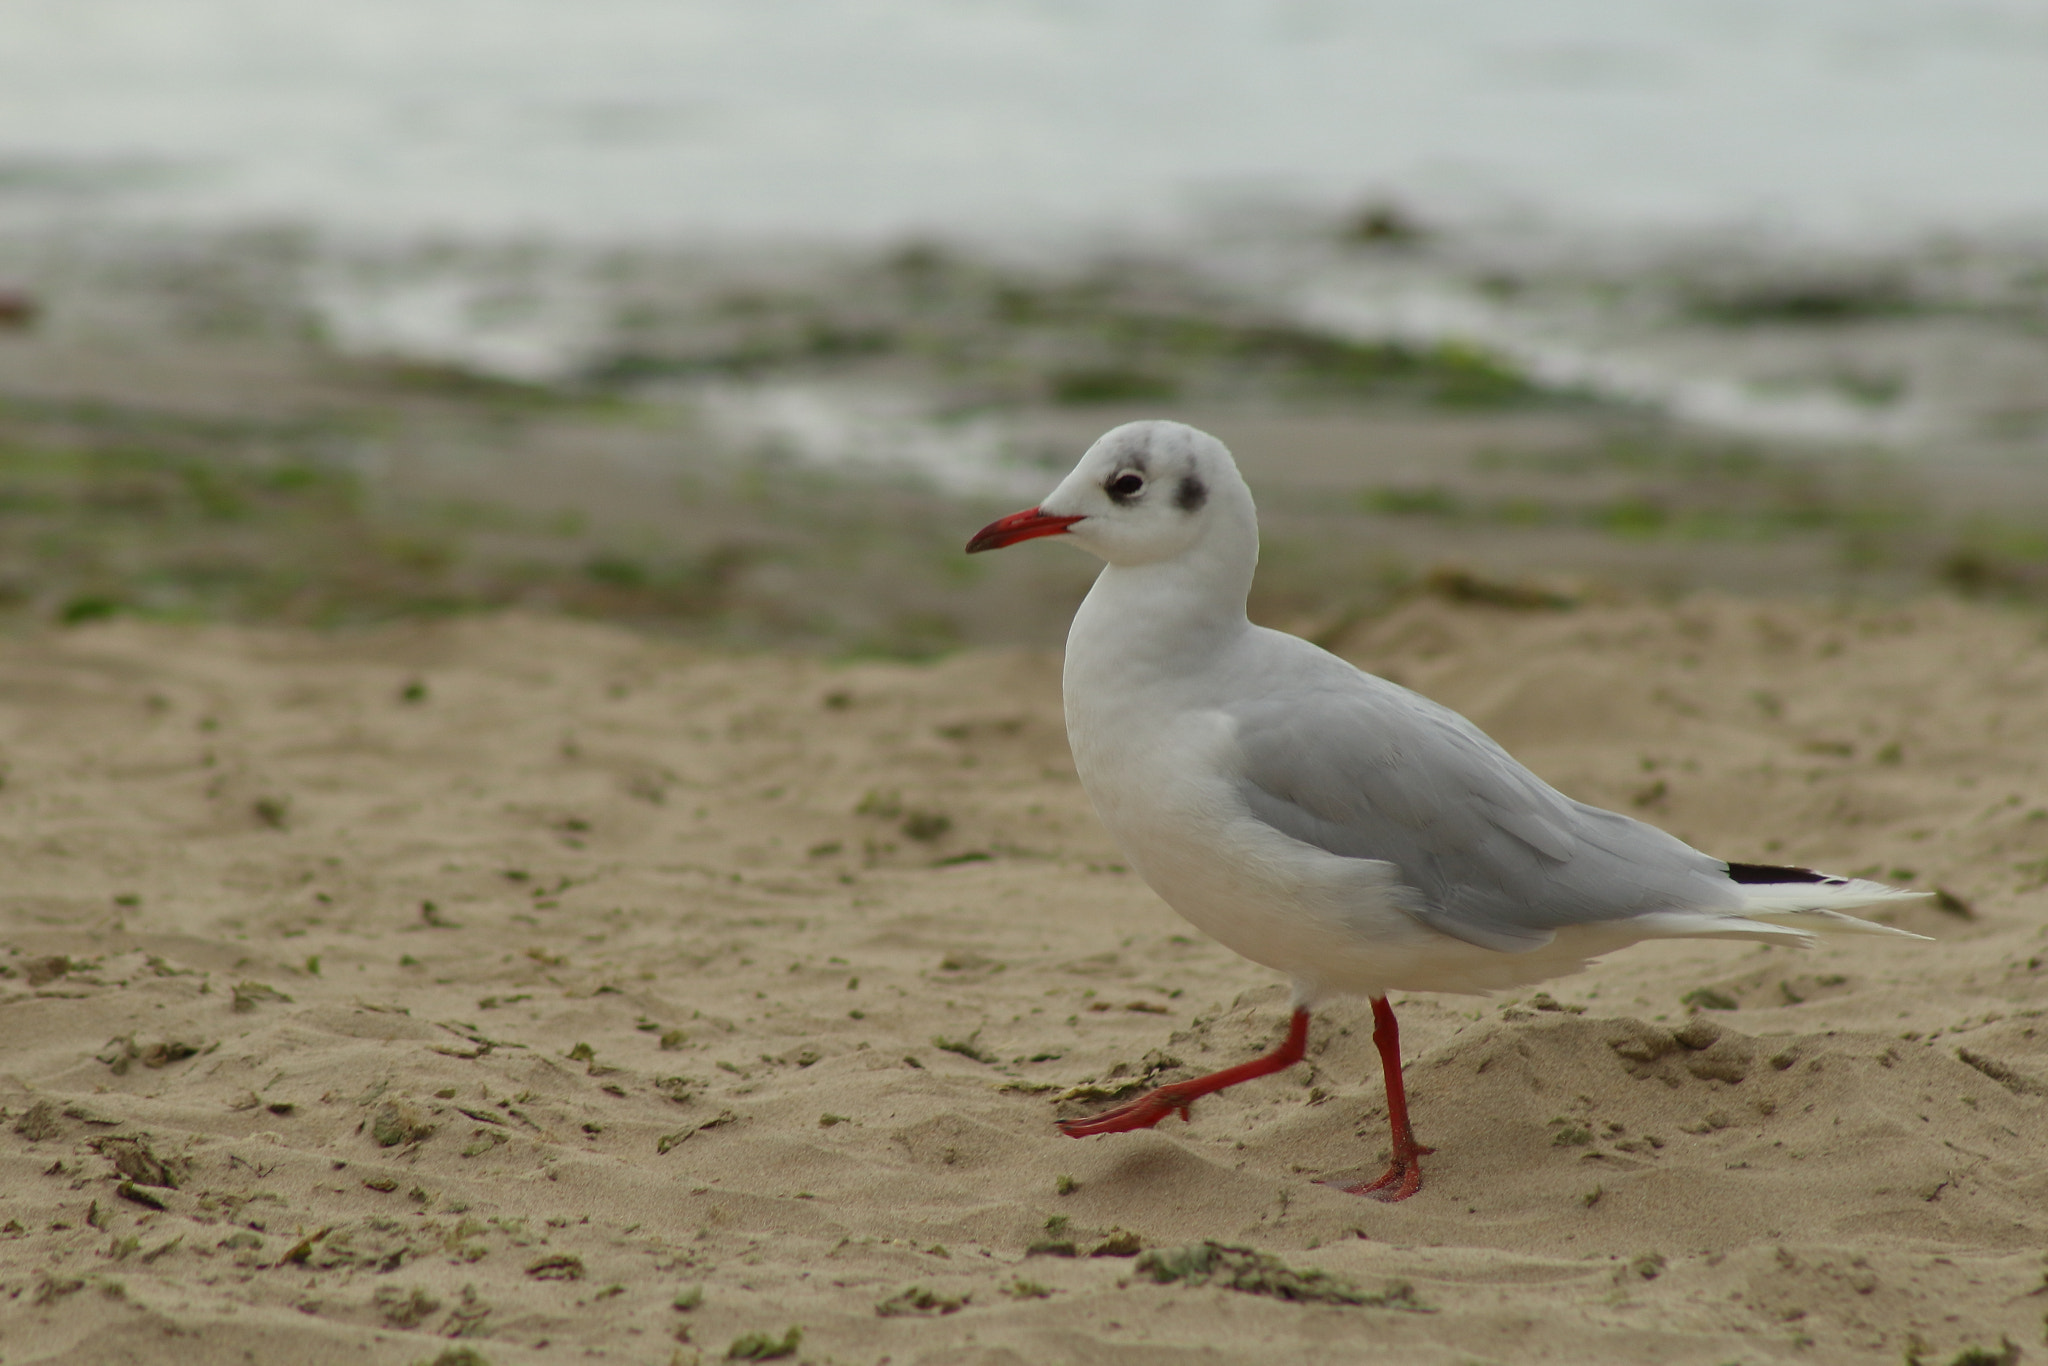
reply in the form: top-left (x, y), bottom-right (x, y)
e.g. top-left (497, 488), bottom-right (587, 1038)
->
top-left (1341, 995), bottom-right (1433, 1201)
top-left (1057, 1008), bottom-right (1310, 1137)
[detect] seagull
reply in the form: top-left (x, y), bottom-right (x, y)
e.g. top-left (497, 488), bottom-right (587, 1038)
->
top-left (966, 420), bottom-right (1927, 1201)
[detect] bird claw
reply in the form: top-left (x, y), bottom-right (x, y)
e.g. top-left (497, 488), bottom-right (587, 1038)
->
top-left (1349, 1166), bottom-right (1421, 1202)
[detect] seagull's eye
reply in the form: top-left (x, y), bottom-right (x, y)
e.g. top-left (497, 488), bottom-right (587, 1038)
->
top-left (1107, 472), bottom-right (1144, 499)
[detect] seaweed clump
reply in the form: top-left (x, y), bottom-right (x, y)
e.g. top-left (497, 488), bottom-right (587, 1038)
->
top-left (1132, 1242), bottom-right (1432, 1310)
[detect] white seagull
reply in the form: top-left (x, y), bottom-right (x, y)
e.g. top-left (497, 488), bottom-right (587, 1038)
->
top-left (966, 420), bottom-right (1927, 1201)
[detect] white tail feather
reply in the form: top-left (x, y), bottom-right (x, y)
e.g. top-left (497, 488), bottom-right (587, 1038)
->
top-left (1734, 878), bottom-right (1932, 941)
top-left (1629, 878), bottom-right (1933, 947)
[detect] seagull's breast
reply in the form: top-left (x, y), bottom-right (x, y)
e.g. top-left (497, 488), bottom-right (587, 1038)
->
top-left (1064, 688), bottom-right (1237, 867)
top-left (1063, 679), bottom-right (1434, 985)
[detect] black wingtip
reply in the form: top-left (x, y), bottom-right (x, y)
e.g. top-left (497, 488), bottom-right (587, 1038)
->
top-left (1725, 861), bottom-right (1847, 886)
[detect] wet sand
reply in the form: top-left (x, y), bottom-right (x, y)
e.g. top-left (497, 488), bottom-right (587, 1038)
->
top-left (5, 230), bottom-right (2047, 659)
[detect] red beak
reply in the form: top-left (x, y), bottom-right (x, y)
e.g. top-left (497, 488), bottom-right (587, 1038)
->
top-left (965, 507), bottom-right (1084, 554)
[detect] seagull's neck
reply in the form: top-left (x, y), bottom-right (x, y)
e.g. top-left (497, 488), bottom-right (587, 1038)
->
top-left (1066, 533), bottom-right (1256, 691)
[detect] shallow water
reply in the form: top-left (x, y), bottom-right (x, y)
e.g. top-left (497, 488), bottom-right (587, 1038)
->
top-left (2, 2), bottom-right (2045, 476)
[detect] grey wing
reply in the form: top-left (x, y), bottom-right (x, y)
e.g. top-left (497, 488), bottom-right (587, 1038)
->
top-left (1228, 678), bottom-right (1735, 953)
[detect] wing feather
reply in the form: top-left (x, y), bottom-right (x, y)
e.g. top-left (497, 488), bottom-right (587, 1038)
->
top-left (1227, 673), bottom-right (1733, 952)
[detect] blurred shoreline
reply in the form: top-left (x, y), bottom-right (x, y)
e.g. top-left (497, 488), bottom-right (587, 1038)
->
top-left (1, 219), bottom-right (2045, 655)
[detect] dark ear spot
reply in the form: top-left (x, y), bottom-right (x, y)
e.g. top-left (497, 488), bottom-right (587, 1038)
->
top-left (1175, 476), bottom-right (1207, 512)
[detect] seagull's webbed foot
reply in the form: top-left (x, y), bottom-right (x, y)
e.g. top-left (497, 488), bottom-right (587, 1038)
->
top-left (1337, 1140), bottom-right (1434, 1203)
top-left (1055, 1085), bottom-right (1198, 1137)
top-left (1055, 1007), bottom-right (1311, 1140)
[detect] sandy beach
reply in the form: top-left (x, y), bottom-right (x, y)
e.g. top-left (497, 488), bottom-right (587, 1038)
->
top-left (1, 591), bottom-right (2043, 1365)
top-left (4, 10), bottom-right (2048, 1359)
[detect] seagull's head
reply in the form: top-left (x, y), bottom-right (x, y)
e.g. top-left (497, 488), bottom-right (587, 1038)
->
top-left (965, 420), bottom-right (1250, 567)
